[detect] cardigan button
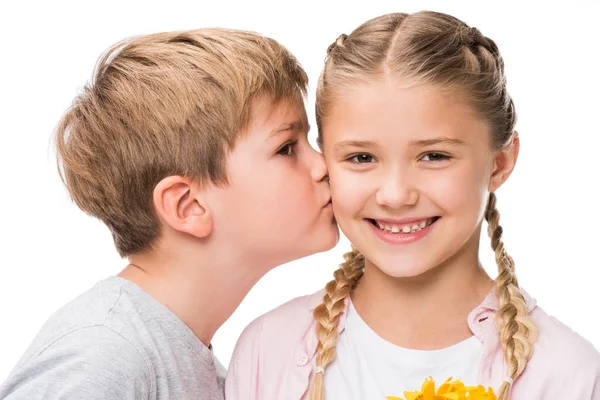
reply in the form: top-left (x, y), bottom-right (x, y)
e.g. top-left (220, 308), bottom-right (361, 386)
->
top-left (295, 352), bottom-right (309, 366)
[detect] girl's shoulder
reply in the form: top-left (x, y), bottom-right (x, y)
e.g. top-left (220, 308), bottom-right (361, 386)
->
top-left (508, 305), bottom-right (600, 396)
top-left (239, 289), bottom-right (322, 345)
top-left (479, 287), bottom-right (598, 367)
top-left (228, 289), bottom-right (324, 362)
top-left (530, 305), bottom-right (600, 367)
top-left (225, 290), bottom-right (324, 399)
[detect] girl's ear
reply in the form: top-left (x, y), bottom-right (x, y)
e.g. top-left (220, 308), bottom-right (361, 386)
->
top-left (489, 132), bottom-right (520, 192)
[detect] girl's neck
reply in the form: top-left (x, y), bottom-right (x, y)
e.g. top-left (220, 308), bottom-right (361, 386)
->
top-left (351, 239), bottom-right (493, 350)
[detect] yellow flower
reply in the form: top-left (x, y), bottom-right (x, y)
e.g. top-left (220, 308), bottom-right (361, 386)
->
top-left (386, 377), bottom-right (496, 400)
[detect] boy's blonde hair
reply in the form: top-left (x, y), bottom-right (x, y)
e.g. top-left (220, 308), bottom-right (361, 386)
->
top-left (55, 28), bottom-right (307, 257)
top-left (310, 11), bottom-right (537, 400)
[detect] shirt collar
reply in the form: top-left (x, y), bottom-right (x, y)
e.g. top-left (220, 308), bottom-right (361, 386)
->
top-left (302, 285), bottom-right (537, 356)
top-left (308, 285), bottom-right (537, 313)
top-left (473, 286), bottom-right (537, 312)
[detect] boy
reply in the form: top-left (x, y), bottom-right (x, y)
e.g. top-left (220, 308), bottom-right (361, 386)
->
top-left (0, 28), bottom-right (338, 399)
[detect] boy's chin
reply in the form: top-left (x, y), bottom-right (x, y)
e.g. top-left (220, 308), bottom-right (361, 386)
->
top-left (315, 226), bottom-right (341, 253)
top-left (289, 228), bottom-right (339, 261)
top-left (328, 228), bottom-right (341, 250)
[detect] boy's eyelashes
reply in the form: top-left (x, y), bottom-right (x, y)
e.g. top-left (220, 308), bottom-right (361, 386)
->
top-left (276, 139), bottom-right (299, 157)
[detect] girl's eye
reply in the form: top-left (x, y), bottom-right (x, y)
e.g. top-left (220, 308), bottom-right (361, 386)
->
top-left (277, 140), bottom-right (298, 157)
top-left (349, 153), bottom-right (376, 163)
top-left (421, 152), bottom-right (451, 162)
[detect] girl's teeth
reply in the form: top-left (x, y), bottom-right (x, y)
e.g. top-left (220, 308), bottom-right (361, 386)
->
top-left (373, 218), bottom-right (436, 233)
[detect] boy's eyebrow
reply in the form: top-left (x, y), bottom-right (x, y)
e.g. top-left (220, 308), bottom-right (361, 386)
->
top-left (332, 140), bottom-right (378, 151)
top-left (411, 137), bottom-right (466, 147)
top-left (269, 120), bottom-right (308, 138)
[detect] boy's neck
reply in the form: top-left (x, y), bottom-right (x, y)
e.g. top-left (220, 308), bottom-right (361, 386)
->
top-left (351, 234), bottom-right (493, 350)
top-left (118, 243), bottom-right (264, 348)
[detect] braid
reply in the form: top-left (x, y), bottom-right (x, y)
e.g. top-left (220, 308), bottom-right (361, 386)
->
top-left (326, 34), bottom-right (348, 57)
top-left (309, 248), bottom-right (365, 400)
top-left (463, 26), bottom-right (501, 59)
top-left (485, 193), bottom-right (538, 399)
top-left (460, 28), bottom-right (517, 149)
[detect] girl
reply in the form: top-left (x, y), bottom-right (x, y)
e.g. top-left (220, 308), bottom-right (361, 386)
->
top-left (226, 11), bottom-right (600, 400)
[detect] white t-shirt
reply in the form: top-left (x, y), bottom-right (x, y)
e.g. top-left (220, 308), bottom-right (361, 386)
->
top-left (322, 300), bottom-right (483, 400)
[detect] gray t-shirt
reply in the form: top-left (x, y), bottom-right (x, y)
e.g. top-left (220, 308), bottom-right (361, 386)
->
top-left (0, 276), bottom-right (225, 399)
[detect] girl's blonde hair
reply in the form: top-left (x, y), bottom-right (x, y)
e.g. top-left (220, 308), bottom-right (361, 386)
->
top-left (310, 11), bottom-right (537, 400)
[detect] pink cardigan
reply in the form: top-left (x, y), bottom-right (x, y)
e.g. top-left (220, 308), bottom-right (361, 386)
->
top-left (226, 289), bottom-right (600, 399)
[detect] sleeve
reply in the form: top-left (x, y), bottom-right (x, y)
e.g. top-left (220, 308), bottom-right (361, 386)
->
top-left (589, 361), bottom-right (600, 400)
top-left (0, 326), bottom-right (151, 400)
top-left (560, 348), bottom-right (600, 400)
top-left (224, 317), bottom-right (264, 400)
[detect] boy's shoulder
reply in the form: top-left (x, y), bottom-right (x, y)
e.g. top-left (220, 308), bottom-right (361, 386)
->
top-left (0, 277), bottom-right (155, 398)
top-left (14, 277), bottom-right (132, 366)
top-left (0, 324), bottom-right (152, 398)
top-left (2, 276), bottom-right (226, 399)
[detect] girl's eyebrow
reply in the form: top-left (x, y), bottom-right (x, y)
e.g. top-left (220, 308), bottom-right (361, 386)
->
top-left (411, 137), bottom-right (466, 147)
top-left (332, 137), bottom-right (465, 151)
top-left (332, 139), bottom-right (378, 151)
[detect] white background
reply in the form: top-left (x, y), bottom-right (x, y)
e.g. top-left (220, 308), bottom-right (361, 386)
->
top-left (0, 0), bottom-right (598, 381)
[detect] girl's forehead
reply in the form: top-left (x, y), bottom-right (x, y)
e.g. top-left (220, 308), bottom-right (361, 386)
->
top-left (322, 81), bottom-right (490, 145)
top-left (330, 78), bottom-right (473, 116)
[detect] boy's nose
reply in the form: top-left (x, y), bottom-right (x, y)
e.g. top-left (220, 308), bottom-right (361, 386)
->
top-left (311, 150), bottom-right (328, 183)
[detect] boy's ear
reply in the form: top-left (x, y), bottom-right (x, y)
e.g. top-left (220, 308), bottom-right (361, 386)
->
top-left (153, 176), bottom-right (213, 238)
top-left (489, 131), bottom-right (520, 193)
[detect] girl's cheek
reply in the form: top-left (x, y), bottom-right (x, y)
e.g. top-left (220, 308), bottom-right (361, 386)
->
top-left (331, 173), bottom-right (371, 211)
top-left (330, 171), bottom-right (354, 196)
